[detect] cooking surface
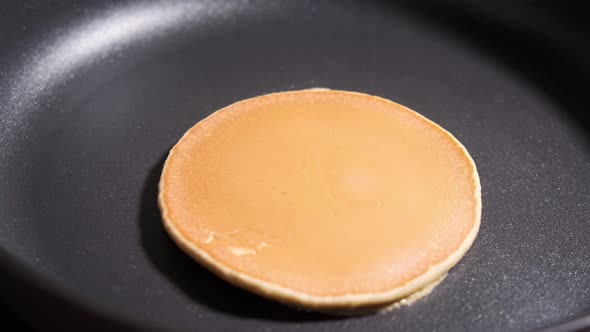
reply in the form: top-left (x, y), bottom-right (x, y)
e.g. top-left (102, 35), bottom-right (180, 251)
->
top-left (0, 1), bottom-right (589, 331)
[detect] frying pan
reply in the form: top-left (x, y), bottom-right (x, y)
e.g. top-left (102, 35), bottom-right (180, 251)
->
top-left (1, 1), bottom-right (589, 331)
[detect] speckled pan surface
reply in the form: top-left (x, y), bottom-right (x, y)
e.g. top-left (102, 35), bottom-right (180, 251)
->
top-left (0, 1), bottom-right (589, 331)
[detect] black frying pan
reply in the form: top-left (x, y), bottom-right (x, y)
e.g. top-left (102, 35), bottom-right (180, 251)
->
top-left (1, 1), bottom-right (589, 331)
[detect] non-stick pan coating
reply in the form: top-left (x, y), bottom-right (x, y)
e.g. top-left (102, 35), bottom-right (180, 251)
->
top-left (1, 1), bottom-right (589, 331)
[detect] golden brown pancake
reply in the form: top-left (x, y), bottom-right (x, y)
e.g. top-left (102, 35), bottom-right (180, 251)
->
top-left (158, 89), bottom-right (481, 311)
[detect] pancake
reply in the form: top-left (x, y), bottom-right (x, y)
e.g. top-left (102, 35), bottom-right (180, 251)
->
top-left (158, 89), bottom-right (481, 311)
